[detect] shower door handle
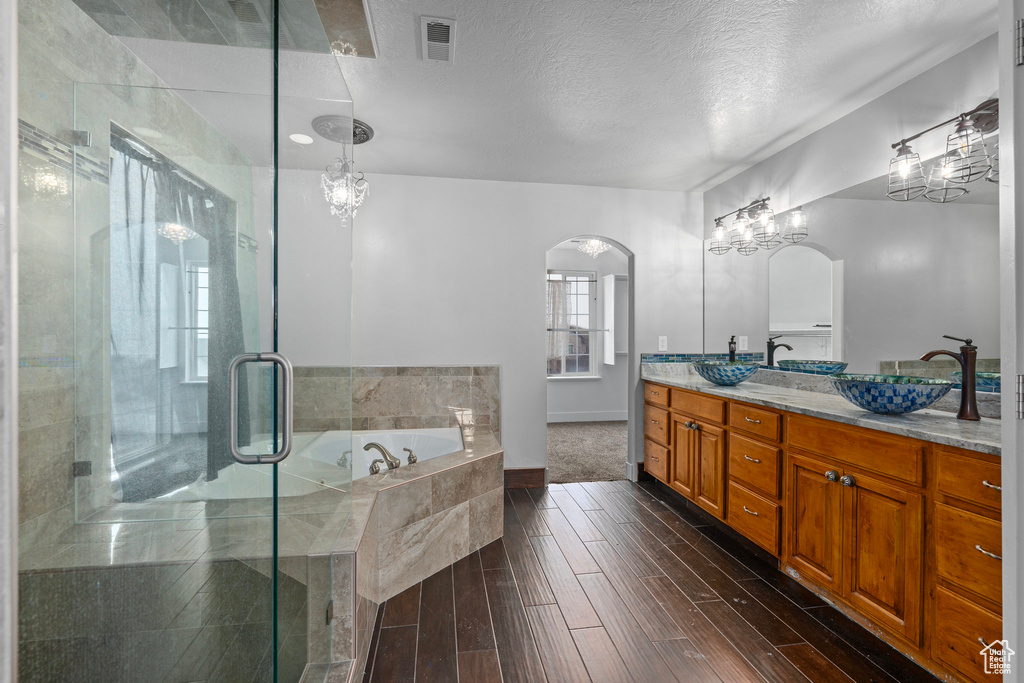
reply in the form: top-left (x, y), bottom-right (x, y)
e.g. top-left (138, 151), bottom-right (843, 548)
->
top-left (229, 352), bottom-right (294, 464)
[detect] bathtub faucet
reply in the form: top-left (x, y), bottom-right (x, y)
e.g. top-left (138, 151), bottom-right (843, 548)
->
top-left (364, 442), bottom-right (401, 470)
top-left (403, 447), bottom-right (418, 465)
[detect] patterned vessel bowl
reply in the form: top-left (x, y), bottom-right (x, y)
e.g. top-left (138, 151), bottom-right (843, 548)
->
top-left (692, 360), bottom-right (760, 386)
top-left (950, 371), bottom-right (1001, 393)
top-left (830, 374), bottom-right (953, 415)
top-left (777, 360), bottom-right (849, 374)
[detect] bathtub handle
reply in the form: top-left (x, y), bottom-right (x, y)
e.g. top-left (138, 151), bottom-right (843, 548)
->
top-left (369, 459), bottom-right (385, 475)
top-left (403, 447), bottom-right (418, 464)
top-left (229, 352), bottom-right (294, 465)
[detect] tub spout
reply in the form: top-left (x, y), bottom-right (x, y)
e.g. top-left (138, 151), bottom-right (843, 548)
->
top-left (364, 442), bottom-right (401, 469)
top-left (920, 335), bottom-right (979, 421)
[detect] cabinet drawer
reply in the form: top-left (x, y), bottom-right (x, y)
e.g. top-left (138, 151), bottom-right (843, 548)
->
top-left (729, 402), bottom-right (782, 442)
top-left (670, 388), bottom-right (726, 424)
top-left (728, 433), bottom-right (781, 498)
top-left (789, 415), bottom-right (923, 485)
top-left (935, 503), bottom-right (1002, 605)
top-left (937, 449), bottom-right (1001, 512)
top-left (644, 439), bottom-right (669, 483)
top-left (727, 481), bottom-right (779, 555)
top-left (644, 382), bottom-right (670, 408)
top-left (644, 405), bottom-right (670, 445)
top-left (934, 586), bottom-right (1002, 683)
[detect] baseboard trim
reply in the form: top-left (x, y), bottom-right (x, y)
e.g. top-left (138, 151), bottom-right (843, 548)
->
top-left (626, 461), bottom-right (639, 482)
top-left (546, 411), bottom-right (628, 423)
top-left (504, 468), bottom-right (547, 489)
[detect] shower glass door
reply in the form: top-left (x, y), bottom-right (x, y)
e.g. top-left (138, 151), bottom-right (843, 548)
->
top-left (16, 0), bottom-right (355, 679)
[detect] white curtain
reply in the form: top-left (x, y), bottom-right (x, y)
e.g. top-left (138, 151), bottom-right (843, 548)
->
top-left (547, 278), bottom-right (569, 362)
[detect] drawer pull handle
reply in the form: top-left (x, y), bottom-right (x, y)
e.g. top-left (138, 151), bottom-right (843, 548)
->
top-left (650, 420), bottom-right (660, 425)
top-left (825, 470), bottom-right (839, 482)
top-left (982, 479), bottom-right (1001, 491)
top-left (742, 506), bottom-right (759, 517)
top-left (650, 457), bottom-right (660, 462)
top-left (975, 545), bottom-right (1002, 561)
top-left (651, 391), bottom-right (660, 396)
top-left (978, 637), bottom-right (989, 647)
top-left (743, 455), bottom-right (761, 464)
top-left (745, 417), bottom-right (762, 424)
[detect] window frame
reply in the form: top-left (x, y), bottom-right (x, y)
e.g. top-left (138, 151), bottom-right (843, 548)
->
top-left (185, 260), bottom-right (209, 383)
top-left (546, 269), bottom-right (599, 379)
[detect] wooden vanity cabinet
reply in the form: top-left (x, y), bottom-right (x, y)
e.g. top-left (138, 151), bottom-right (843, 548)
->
top-left (642, 380), bottom-right (999, 681)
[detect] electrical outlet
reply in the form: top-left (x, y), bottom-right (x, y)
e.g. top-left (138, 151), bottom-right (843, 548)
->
top-left (738, 336), bottom-right (749, 351)
top-left (658, 336), bottom-right (668, 351)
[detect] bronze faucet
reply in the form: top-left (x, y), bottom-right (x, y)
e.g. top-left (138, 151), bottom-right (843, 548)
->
top-left (920, 335), bottom-right (979, 421)
top-left (728, 336), bottom-right (737, 362)
top-left (767, 335), bottom-right (793, 367)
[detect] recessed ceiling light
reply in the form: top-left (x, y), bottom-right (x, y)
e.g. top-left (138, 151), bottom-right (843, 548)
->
top-left (133, 127), bottom-right (163, 139)
top-left (289, 133), bottom-right (314, 145)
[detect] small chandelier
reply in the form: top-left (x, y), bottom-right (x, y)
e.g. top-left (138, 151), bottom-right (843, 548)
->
top-left (157, 221), bottom-right (198, 244)
top-left (885, 98), bottom-right (997, 201)
top-left (322, 153), bottom-right (369, 218)
top-left (577, 239), bottom-right (611, 258)
top-left (885, 142), bottom-right (926, 201)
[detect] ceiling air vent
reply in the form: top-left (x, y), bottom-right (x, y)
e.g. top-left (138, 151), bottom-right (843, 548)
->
top-left (421, 17), bottom-right (456, 63)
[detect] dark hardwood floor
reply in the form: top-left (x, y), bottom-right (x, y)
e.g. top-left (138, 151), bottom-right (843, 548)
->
top-left (363, 480), bottom-right (939, 682)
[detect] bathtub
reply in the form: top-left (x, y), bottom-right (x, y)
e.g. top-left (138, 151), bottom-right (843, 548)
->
top-left (158, 427), bottom-right (465, 501)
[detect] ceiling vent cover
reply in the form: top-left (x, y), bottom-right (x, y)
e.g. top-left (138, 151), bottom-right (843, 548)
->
top-left (421, 17), bottom-right (456, 63)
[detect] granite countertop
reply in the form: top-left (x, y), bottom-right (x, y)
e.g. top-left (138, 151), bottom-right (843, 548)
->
top-left (641, 369), bottom-right (1001, 456)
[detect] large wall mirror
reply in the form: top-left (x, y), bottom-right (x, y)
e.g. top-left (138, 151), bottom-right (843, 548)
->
top-left (703, 143), bottom-right (999, 379)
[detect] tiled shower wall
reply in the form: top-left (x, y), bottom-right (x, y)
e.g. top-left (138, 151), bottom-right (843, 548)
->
top-left (294, 366), bottom-right (501, 441)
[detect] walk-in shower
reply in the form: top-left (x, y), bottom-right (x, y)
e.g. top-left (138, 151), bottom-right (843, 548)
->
top-left (16, 0), bottom-right (359, 679)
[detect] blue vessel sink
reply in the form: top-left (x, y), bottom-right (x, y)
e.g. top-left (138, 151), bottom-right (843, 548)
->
top-left (777, 360), bottom-right (848, 374)
top-left (830, 374), bottom-right (953, 415)
top-left (692, 360), bottom-right (760, 386)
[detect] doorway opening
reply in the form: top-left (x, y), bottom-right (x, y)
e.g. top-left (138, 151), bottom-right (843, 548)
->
top-left (545, 236), bottom-right (632, 483)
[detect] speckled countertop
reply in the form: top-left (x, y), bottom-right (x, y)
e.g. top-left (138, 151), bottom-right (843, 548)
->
top-left (642, 366), bottom-right (1001, 456)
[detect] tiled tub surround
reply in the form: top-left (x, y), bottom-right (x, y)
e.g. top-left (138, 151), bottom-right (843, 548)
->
top-left (17, 428), bottom-right (503, 682)
top-left (314, 428), bottom-right (504, 680)
top-left (641, 363), bottom-right (1000, 455)
top-left (294, 365), bottom-right (501, 439)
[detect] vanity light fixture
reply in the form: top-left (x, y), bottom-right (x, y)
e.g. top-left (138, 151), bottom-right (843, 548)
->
top-left (782, 206), bottom-right (808, 243)
top-left (885, 98), bottom-right (997, 201)
top-left (708, 197), bottom-right (793, 256)
top-left (576, 239), bottom-right (611, 258)
top-left (885, 142), bottom-right (926, 201)
top-left (986, 142), bottom-right (999, 184)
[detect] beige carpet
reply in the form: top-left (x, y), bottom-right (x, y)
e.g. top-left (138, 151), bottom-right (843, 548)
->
top-left (546, 421), bottom-right (628, 484)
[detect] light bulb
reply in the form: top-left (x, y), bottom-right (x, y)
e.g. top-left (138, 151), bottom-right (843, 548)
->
top-left (898, 157), bottom-right (911, 179)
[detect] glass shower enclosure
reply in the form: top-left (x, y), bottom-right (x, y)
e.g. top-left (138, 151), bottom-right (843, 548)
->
top-left (16, 0), bottom-right (355, 679)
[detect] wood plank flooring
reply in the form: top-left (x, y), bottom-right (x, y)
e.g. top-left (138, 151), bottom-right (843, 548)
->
top-left (363, 480), bottom-right (939, 682)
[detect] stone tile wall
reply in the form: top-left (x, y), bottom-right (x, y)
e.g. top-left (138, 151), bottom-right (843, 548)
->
top-left (294, 366), bottom-right (501, 441)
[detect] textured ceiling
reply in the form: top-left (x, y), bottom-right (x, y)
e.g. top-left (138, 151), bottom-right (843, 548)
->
top-left (340, 0), bottom-right (998, 191)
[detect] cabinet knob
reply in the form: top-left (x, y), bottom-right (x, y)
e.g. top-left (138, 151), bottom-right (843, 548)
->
top-left (690, 423), bottom-right (700, 431)
top-left (684, 421), bottom-right (692, 429)
top-left (825, 470), bottom-right (839, 482)
top-left (840, 474), bottom-right (856, 487)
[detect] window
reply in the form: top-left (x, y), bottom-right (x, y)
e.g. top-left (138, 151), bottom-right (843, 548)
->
top-left (547, 270), bottom-right (597, 376)
top-left (186, 262), bottom-right (209, 381)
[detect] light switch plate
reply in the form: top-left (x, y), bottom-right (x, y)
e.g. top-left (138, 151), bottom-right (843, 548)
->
top-left (738, 336), bottom-right (749, 351)
top-left (658, 336), bottom-right (668, 351)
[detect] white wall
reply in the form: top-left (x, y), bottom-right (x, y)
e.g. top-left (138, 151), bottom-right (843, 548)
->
top-left (706, 197), bottom-right (999, 373)
top-left (546, 243), bottom-right (629, 423)
top-left (351, 174), bottom-right (703, 469)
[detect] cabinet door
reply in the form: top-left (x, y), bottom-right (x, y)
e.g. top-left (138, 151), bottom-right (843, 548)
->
top-left (693, 421), bottom-right (726, 519)
top-left (670, 417), bottom-right (696, 500)
top-left (842, 472), bottom-right (924, 645)
top-left (786, 452), bottom-right (844, 593)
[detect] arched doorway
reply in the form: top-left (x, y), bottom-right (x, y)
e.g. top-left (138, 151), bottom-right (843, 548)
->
top-left (768, 243), bottom-right (844, 362)
top-left (544, 236), bottom-right (634, 483)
